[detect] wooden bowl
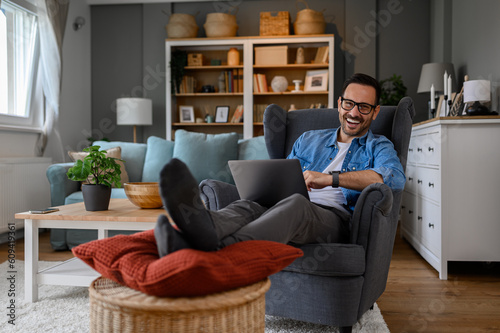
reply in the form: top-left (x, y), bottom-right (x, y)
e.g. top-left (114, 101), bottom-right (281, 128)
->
top-left (123, 182), bottom-right (163, 209)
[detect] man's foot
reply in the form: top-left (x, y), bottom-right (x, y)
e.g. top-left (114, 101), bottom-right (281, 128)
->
top-left (158, 158), bottom-right (218, 251)
top-left (154, 214), bottom-right (191, 257)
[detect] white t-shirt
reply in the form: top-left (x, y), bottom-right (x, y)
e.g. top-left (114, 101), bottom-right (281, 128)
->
top-left (308, 141), bottom-right (350, 213)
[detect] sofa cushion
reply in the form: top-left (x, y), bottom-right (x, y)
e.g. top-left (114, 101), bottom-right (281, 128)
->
top-left (72, 229), bottom-right (303, 297)
top-left (173, 130), bottom-right (239, 184)
top-left (282, 243), bottom-right (366, 277)
top-left (238, 136), bottom-right (270, 160)
top-left (141, 136), bottom-right (175, 182)
top-left (93, 141), bottom-right (147, 182)
top-left (68, 147), bottom-right (129, 186)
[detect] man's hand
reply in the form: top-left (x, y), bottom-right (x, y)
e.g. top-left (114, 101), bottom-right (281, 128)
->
top-left (303, 170), bottom-right (332, 191)
top-left (303, 170), bottom-right (384, 191)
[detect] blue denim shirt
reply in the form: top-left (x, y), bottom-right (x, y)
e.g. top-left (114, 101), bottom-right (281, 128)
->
top-left (287, 128), bottom-right (406, 213)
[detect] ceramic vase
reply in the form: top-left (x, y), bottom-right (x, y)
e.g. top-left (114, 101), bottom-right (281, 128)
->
top-left (271, 76), bottom-right (288, 93)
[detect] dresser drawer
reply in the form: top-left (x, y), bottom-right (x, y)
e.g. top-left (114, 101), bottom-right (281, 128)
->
top-left (414, 167), bottom-right (441, 203)
top-left (418, 199), bottom-right (441, 257)
top-left (401, 192), bottom-right (418, 236)
top-left (405, 165), bottom-right (417, 194)
top-left (409, 130), bottom-right (441, 167)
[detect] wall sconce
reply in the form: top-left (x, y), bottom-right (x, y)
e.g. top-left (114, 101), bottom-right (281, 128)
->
top-left (73, 16), bottom-right (85, 31)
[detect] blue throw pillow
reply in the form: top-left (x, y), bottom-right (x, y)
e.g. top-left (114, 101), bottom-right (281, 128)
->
top-left (173, 130), bottom-right (239, 184)
top-left (238, 136), bottom-right (269, 160)
top-left (142, 136), bottom-right (175, 182)
top-left (93, 141), bottom-right (147, 182)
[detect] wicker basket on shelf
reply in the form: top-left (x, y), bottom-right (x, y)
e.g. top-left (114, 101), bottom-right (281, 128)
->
top-left (260, 11), bottom-right (290, 36)
top-left (89, 277), bottom-right (271, 333)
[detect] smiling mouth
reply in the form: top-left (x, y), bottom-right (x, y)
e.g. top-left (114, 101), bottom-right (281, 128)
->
top-left (346, 117), bottom-right (361, 125)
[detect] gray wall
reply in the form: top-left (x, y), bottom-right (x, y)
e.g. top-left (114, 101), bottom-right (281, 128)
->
top-left (450, 0), bottom-right (500, 112)
top-left (90, 0), bottom-right (431, 143)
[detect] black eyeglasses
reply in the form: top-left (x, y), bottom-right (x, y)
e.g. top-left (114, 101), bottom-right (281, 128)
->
top-left (340, 97), bottom-right (377, 115)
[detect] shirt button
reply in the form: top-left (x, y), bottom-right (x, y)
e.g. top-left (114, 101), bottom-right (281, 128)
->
top-left (329, 158), bottom-right (332, 160)
top-left (353, 167), bottom-right (356, 170)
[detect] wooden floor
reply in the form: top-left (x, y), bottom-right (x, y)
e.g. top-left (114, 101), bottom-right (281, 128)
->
top-left (1, 228), bottom-right (499, 332)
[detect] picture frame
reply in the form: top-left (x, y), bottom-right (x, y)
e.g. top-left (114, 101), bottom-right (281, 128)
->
top-left (179, 105), bottom-right (195, 123)
top-left (215, 105), bottom-right (230, 123)
top-left (436, 95), bottom-right (445, 117)
top-left (304, 70), bottom-right (328, 92)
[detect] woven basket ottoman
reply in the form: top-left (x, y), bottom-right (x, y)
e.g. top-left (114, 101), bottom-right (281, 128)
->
top-left (89, 277), bottom-right (271, 333)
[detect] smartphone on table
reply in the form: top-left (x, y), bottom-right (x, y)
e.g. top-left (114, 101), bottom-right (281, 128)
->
top-left (29, 208), bottom-right (60, 214)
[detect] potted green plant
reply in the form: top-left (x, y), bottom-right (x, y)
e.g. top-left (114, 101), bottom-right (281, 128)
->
top-left (379, 74), bottom-right (407, 106)
top-left (67, 146), bottom-right (123, 211)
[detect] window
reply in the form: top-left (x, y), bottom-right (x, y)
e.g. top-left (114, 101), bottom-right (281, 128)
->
top-left (0, 0), bottom-right (40, 129)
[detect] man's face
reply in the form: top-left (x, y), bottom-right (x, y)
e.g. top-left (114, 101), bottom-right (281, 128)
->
top-left (337, 83), bottom-right (380, 143)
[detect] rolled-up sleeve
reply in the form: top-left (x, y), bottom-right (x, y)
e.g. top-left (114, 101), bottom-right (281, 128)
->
top-left (371, 139), bottom-right (406, 191)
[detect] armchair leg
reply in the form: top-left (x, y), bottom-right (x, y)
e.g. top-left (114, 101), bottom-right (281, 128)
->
top-left (339, 326), bottom-right (352, 333)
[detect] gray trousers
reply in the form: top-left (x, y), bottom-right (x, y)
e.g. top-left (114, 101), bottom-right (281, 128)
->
top-left (209, 193), bottom-right (351, 249)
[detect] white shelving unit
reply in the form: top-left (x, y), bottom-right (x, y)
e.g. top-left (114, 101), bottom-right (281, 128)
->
top-left (165, 35), bottom-right (334, 140)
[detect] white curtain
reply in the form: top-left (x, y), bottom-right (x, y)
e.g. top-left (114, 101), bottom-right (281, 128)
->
top-left (35, 0), bottom-right (68, 157)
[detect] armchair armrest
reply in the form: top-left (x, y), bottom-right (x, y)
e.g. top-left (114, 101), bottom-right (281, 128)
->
top-left (199, 179), bottom-right (240, 211)
top-left (349, 182), bottom-right (399, 314)
top-left (46, 162), bottom-right (80, 206)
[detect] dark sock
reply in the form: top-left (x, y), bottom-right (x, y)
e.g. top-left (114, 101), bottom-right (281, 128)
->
top-left (158, 158), bottom-right (218, 251)
top-left (154, 214), bottom-right (191, 257)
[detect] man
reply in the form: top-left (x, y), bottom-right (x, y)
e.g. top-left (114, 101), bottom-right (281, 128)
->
top-left (154, 73), bottom-right (405, 257)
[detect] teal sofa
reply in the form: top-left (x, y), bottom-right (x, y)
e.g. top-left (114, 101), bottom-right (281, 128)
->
top-left (46, 130), bottom-right (269, 250)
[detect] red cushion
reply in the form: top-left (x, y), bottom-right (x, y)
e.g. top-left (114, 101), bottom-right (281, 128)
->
top-left (72, 229), bottom-right (303, 297)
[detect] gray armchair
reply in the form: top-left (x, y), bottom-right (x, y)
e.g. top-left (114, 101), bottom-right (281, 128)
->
top-left (199, 97), bottom-right (415, 332)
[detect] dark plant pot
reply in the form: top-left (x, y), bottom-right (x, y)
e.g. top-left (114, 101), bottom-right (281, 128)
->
top-left (82, 184), bottom-right (112, 211)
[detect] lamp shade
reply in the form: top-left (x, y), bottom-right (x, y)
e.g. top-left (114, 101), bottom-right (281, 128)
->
top-left (116, 98), bottom-right (153, 125)
top-left (463, 80), bottom-right (491, 103)
top-left (417, 62), bottom-right (456, 93)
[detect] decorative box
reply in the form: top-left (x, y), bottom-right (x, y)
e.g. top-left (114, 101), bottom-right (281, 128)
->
top-left (187, 53), bottom-right (203, 66)
top-left (259, 11), bottom-right (290, 36)
top-left (254, 46), bottom-right (288, 66)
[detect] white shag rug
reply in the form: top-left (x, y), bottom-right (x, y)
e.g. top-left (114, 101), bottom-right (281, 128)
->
top-left (0, 261), bottom-right (389, 333)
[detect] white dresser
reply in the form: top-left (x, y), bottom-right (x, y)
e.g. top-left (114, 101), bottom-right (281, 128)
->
top-left (400, 116), bottom-right (500, 279)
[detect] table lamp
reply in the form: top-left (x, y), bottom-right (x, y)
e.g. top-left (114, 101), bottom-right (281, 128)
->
top-left (463, 80), bottom-right (491, 116)
top-left (116, 98), bottom-right (153, 143)
top-left (417, 63), bottom-right (456, 117)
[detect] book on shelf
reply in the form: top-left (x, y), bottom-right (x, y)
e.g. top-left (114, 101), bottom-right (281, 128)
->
top-left (179, 76), bottom-right (197, 94)
top-left (313, 46), bottom-right (329, 64)
top-left (253, 74), bottom-right (268, 93)
top-left (231, 104), bottom-right (244, 123)
top-left (237, 69), bottom-right (243, 92)
top-left (253, 104), bottom-right (268, 122)
top-left (221, 70), bottom-right (240, 93)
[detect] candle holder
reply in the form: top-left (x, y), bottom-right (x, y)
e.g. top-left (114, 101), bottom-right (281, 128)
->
top-left (292, 80), bottom-right (302, 93)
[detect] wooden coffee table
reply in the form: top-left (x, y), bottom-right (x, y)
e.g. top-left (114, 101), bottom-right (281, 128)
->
top-left (15, 199), bottom-right (163, 302)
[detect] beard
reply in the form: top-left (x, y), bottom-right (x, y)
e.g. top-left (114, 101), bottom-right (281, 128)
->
top-left (340, 114), bottom-right (372, 138)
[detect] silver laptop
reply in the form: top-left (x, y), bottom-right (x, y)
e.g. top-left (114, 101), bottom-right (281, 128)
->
top-left (228, 159), bottom-right (310, 207)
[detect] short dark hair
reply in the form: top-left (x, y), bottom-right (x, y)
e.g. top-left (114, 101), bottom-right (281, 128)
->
top-left (341, 73), bottom-right (381, 105)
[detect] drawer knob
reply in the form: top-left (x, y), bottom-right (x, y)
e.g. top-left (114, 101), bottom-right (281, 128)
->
top-left (417, 148), bottom-right (423, 152)
top-left (417, 179), bottom-right (423, 184)
top-left (428, 147), bottom-right (434, 152)
top-left (428, 182), bottom-right (434, 187)
top-left (409, 210), bottom-right (413, 214)
top-left (428, 223), bottom-right (435, 229)
top-left (408, 177), bottom-right (413, 181)
top-left (418, 216), bottom-right (423, 220)
top-left (409, 148), bottom-right (413, 152)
